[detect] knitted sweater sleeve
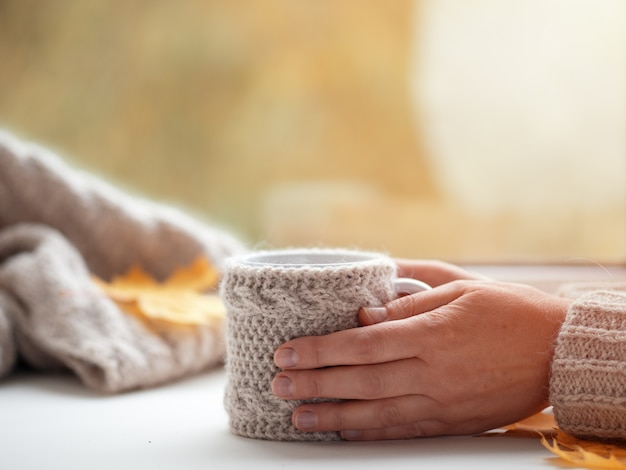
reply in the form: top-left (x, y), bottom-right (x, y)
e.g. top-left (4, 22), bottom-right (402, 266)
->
top-left (550, 290), bottom-right (626, 441)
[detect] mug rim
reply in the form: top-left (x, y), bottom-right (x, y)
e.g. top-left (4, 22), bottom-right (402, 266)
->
top-left (236, 249), bottom-right (384, 267)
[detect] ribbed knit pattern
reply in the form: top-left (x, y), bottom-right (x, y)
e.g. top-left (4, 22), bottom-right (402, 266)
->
top-left (550, 290), bottom-right (626, 441)
top-left (221, 249), bottom-right (397, 441)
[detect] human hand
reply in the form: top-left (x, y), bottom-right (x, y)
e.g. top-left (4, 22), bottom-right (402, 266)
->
top-left (358, 260), bottom-right (489, 325)
top-left (395, 259), bottom-right (490, 286)
top-left (272, 280), bottom-right (571, 440)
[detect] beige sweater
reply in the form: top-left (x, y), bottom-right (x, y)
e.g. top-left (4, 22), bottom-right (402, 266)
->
top-left (550, 288), bottom-right (626, 441)
top-left (0, 130), bottom-right (246, 392)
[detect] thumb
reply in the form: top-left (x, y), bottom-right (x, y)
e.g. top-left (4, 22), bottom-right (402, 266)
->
top-left (358, 281), bottom-right (465, 326)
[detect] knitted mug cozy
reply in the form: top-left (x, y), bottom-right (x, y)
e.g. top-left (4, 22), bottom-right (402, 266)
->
top-left (220, 249), bottom-right (399, 441)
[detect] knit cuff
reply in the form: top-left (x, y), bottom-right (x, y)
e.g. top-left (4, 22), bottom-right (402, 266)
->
top-left (550, 290), bottom-right (626, 441)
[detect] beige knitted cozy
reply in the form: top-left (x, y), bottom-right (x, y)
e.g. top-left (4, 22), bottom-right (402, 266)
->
top-left (220, 250), bottom-right (398, 441)
top-left (551, 289), bottom-right (626, 441)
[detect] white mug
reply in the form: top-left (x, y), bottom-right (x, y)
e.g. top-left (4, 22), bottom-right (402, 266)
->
top-left (220, 248), bottom-right (431, 441)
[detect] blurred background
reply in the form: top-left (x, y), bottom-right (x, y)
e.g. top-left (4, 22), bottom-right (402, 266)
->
top-left (0, 0), bottom-right (624, 263)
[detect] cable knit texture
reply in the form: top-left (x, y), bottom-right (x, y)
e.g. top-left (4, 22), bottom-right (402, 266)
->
top-left (550, 289), bottom-right (626, 441)
top-left (221, 250), bottom-right (397, 441)
top-left (0, 130), bottom-right (246, 392)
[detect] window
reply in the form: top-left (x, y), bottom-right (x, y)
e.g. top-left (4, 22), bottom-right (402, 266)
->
top-left (1, 0), bottom-right (623, 263)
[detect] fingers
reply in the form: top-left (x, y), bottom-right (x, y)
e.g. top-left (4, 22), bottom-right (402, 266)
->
top-left (275, 282), bottom-right (469, 369)
top-left (287, 395), bottom-right (449, 439)
top-left (274, 320), bottom-right (421, 370)
top-left (395, 259), bottom-right (489, 287)
top-left (357, 306), bottom-right (389, 325)
top-left (359, 280), bottom-right (466, 326)
top-left (340, 422), bottom-right (449, 441)
top-left (340, 418), bottom-right (490, 440)
top-left (387, 283), bottom-right (464, 320)
top-left (273, 358), bottom-right (425, 400)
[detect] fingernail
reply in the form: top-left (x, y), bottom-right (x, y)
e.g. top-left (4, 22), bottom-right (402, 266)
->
top-left (272, 376), bottom-right (294, 397)
top-left (341, 430), bottom-right (362, 440)
top-left (294, 411), bottom-right (318, 430)
top-left (361, 307), bottom-right (388, 323)
top-left (275, 347), bottom-right (298, 368)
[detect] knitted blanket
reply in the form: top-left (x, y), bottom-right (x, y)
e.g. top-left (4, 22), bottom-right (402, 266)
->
top-left (0, 130), bottom-right (246, 393)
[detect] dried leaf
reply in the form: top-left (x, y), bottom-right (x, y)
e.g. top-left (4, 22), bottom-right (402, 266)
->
top-left (477, 411), bottom-right (557, 438)
top-left (160, 257), bottom-right (219, 292)
top-left (504, 412), bottom-right (558, 437)
top-left (137, 291), bottom-right (225, 325)
top-left (94, 257), bottom-right (224, 326)
top-left (95, 265), bottom-right (161, 302)
top-left (478, 412), bottom-right (626, 469)
top-left (542, 430), bottom-right (626, 469)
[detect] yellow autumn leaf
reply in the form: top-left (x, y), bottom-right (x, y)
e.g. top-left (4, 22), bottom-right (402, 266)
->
top-left (93, 257), bottom-right (225, 327)
top-left (503, 411), bottom-right (557, 437)
top-left (94, 265), bottom-right (161, 302)
top-left (137, 291), bottom-right (225, 326)
top-left (158, 257), bottom-right (220, 292)
top-left (477, 411), bottom-right (557, 438)
top-left (478, 411), bottom-right (626, 470)
top-left (94, 257), bottom-right (219, 301)
top-left (542, 430), bottom-right (626, 469)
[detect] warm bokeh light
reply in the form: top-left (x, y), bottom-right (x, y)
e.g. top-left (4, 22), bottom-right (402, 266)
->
top-left (1, 0), bottom-right (623, 262)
